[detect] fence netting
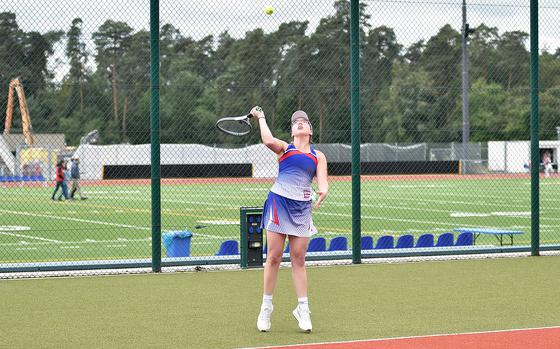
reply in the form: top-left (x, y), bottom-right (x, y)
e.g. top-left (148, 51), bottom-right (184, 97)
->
top-left (1, 0), bottom-right (558, 277)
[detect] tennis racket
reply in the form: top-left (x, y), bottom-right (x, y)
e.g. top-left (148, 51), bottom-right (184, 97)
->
top-left (216, 113), bottom-right (254, 136)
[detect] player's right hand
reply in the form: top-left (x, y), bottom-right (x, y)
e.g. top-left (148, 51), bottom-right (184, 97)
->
top-left (250, 106), bottom-right (264, 119)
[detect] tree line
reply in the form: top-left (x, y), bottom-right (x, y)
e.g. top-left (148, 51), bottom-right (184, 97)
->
top-left (1, 0), bottom-right (560, 146)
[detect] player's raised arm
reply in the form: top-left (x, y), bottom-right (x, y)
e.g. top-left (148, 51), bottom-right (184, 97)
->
top-left (250, 106), bottom-right (287, 155)
top-left (314, 150), bottom-right (329, 210)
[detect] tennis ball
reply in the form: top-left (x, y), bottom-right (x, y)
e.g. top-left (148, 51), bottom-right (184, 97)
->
top-left (263, 5), bottom-right (275, 15)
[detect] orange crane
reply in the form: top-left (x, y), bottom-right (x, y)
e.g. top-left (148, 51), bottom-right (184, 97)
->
top-left (4, 78), bottom-right (34, 146)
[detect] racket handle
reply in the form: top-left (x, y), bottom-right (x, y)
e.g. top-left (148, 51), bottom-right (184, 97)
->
top-left (248, 106), bottom-right (263, 118)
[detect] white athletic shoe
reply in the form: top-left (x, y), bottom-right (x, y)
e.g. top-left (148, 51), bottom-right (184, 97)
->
top-left (292, 305), bottom-right (312, 332)
top-left (257, 304), bottom-right (273, 332)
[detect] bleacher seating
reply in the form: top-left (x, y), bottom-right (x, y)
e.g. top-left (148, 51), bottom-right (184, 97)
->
top-left (215, 240), bottom-right (239, 255)
top-left (395, 234), bottom-right (413, 248)
top-left (361, 236), bottom-right (374, 250)
top-left (415, 234), bottom-right (434, 248)
top-left (328, 236), bottom-right (347, 251)
top-left (307, 237), bottom-right (326, 252)
top-left (455, 232), bottom-right (473, 246)
top-left (435, 233), bottom-right (454, 247)
top-left (375, 235), bottom-right (394, 249)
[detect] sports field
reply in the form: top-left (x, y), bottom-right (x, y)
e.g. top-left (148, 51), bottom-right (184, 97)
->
top-left (1, 256), bottom-right (560, 348)
top-left (1, 175), bottom-right (559, 263)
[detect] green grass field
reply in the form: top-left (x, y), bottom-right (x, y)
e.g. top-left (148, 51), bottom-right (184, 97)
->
top-left (1, 176), bottom-right (559, 263)
top-left (1, 256), bottom-right (560, 348)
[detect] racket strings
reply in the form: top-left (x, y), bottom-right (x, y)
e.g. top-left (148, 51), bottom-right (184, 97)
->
top-left (217, 118), bottom-right (252, 136)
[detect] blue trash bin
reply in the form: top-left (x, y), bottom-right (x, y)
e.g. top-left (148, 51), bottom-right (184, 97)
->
top-left (163, 231), bottom-right (193, 257)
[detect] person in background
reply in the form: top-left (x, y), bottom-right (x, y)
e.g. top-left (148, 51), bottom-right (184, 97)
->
top-left (51, 159), bottom-right (69, 201)
top-left (70, 157), bottom-right (87, 200)
top-left (543, 152), bottom-right (553, 177)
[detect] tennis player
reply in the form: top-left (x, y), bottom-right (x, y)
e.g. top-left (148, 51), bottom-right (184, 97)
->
top-left (250, 106), bottom-right (328, 333)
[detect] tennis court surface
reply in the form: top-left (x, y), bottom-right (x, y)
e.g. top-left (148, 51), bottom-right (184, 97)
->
top-left (2, 256), bottom-right (560, 348)
top-left (244, 327), bottom-right (560, 349)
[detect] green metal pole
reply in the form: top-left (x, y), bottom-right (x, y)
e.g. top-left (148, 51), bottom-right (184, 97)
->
top-left (530, 0), bottom-right (539, 256)
top-left (150, 0), bottom-right (162, 271)
top-left (350, 0), bottom-right (361, 264)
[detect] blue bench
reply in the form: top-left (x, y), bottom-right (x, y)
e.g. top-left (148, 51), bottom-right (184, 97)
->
top-left (454, 228), bottom-right (524, 246)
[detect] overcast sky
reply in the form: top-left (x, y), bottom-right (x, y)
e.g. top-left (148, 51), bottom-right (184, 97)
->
top-left (2, 0), bottom-right (560, 79)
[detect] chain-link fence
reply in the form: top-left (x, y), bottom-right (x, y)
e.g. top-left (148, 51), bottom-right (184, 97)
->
top-left (1, 0), bottom-right (559, 276)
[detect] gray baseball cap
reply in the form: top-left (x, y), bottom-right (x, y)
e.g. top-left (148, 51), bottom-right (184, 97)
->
top-left (291, 110), bottom-right (310, 124)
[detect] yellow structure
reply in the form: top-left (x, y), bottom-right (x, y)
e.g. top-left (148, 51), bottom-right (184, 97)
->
top-left (4, 78), bottom-right (34, 146)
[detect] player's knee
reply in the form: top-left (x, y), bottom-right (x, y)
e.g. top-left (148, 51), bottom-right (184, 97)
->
top-left (266, 253), bottom-right (282, 266)
top-left (290, 253), bottom-right (305, 267)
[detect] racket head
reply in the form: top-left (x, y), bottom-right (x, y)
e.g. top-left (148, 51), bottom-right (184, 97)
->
top-left (216, 114), bottom-right (252, 136)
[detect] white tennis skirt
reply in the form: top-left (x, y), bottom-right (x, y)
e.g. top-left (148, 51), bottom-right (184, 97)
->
top-left (260, 191), bottom-right (317, 237)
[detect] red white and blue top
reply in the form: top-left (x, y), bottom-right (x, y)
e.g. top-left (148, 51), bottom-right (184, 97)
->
top-left (270, 144), bottom-right (318, 201)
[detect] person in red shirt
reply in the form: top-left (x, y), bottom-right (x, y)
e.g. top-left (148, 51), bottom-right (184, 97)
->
top-left (51, 160), bottom-right (69, 201)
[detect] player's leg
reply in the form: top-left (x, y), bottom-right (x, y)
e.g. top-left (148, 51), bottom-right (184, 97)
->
top-left (70, 180), bottom-right (77, 198)
top-left (258, 230), bottom-right (285, 332)
top-left (52, 182), bottom-right (61, 200)
top-left (76, 180), bottom-right (86, 199)
top-left (288, 235), bottom-right (312, 332)
top-left (264, 230), bottom-right (286, 294)
top-left (60, 181), bottom-right (69, 200)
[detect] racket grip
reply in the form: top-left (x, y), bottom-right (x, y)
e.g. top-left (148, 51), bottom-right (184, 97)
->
top-left (248, 106), bottom-right (263, 118)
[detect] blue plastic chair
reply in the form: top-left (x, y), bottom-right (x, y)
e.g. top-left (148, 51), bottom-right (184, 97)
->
top-left (415, 234), bottom-right (434, 248)
top-left (375, 235), bottom-right (394, 249)
top-left (307, 237), bottom-right (326, 252)
top-left (361, 236), bottom-right (374, 250)
top-left (436, 233), bottom-right (454, 247)
top-left (395, 235), bottom-right (414, 248)
top-left (215, 240), bottom-right (239, 255)
top-left (328, 236), bottom-right (347, 251)
top-left (455, 232), bottom-right (473, 246)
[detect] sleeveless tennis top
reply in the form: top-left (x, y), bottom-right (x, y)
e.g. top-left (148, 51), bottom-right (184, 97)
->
top-left (270, 144), bottom-right (318, 201)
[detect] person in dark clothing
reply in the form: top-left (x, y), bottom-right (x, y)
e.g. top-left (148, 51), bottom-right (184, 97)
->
top-left (69, 157), bottom-right (87, 200)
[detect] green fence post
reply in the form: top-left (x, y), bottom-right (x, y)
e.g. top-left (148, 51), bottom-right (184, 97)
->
top-left (350, 0), bottom-right (361, 264)
top-left (150, 0), bottom-right (162, 272)
top-left (530, 0), bottom-right (539, 257)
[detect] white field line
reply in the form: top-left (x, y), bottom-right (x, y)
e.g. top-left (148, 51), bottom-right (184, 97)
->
top-left (78, 195), bottom-right (240, 209)
top-left (87, 189), bottom-right (560, 213)
top-left (0, 209), bottom-right (230, 241)
top-left (10, 182), bottom-right (560, 204)
top-left (84, 190), bottom-right (141, 194)
top-left (0, 231), bottom-right (62, 243)
top-left (314, 211), bottom-right (549, 230)
top-left (323, 201), bottom-right (560, 224)
top-left (330, 189), bottom-right (560, 205)
top-left (0, 208), bottom-right (151, 231)
top-left (0, 237), bottom-right (234, 247)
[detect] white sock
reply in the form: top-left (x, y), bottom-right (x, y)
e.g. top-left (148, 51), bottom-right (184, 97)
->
top-left (262, 294), bottom-right (273, 308)
top-left (298, 297), bottom-right (309, 311)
